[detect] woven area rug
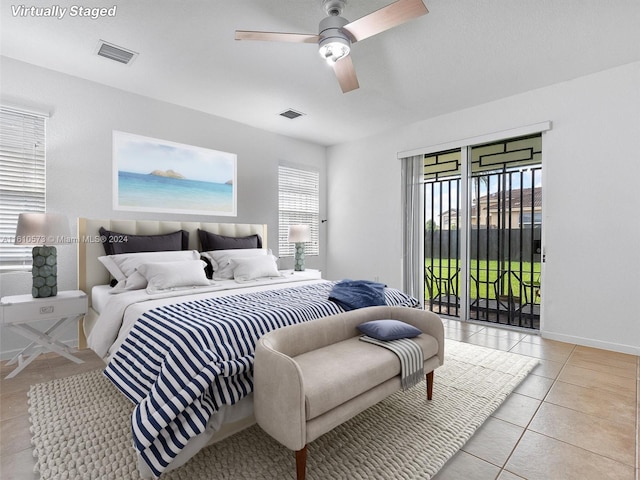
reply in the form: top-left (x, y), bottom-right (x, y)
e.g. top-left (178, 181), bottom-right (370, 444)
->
top-left (28, 340), bottom-right (537, 480)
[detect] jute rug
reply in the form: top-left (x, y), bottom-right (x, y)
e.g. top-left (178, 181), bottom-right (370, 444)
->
top-left (28, 340), bottom-right (538, 480)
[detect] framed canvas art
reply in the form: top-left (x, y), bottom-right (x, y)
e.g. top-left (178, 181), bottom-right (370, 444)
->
top-left (113, 131), bottom-right (237, 216)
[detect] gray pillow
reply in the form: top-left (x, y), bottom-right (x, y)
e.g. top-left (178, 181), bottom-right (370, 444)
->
top-left (198, 229), bottom-right (262, 251)
top-left (99, 227), bottom-right (189, 255)
top-left (357, 319), bottom-right (422, 341)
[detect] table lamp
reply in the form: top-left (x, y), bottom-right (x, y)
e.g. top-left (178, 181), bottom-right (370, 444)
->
top-left (288, 224), bottom-right (311, 271)
top-left (14, 213), bottom-right (70, 298)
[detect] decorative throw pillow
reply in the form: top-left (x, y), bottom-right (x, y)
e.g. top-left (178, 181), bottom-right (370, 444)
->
top-left (202, 248), bottom-right (269, 280)
top-left (230, 255), bottom-right (281, 282)
top-left (357, 319), bottom-right (422, 341)
top-left (100, 250), bottom-right (200, 292)
top-left (137, 260), bottom-right (210, 294)
top-left (99, 227), bottom-right (189, 255)
top-left (198, 229), bottom-right (262, 251)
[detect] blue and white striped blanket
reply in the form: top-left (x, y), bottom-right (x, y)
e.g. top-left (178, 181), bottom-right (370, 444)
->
top-left (104, 281), bottom-right (418, 476)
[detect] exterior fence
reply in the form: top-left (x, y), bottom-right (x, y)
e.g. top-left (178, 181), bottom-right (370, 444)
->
top-left (425, 228), bottom-right (541, 262)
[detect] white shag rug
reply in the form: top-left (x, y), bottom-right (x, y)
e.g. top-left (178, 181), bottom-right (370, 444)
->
top-left (28, 340), bottom-right (538, 480)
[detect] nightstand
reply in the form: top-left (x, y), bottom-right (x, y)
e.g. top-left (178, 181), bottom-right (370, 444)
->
top-left (280, 269), bottom-right (322, 280)
top-left (1, 290), bottom-right (88, 379)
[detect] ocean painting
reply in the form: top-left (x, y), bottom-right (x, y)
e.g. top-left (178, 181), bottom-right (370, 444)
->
top-left (113, 131), bottom-right (236, 216)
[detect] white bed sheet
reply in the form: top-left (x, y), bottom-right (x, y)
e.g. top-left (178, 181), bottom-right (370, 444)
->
top-left (90, 285), bottom-right (112, 314)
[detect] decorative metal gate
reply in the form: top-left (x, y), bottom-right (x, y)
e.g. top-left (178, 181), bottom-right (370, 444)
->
top-left (424, 134), bottom-right (542, 329)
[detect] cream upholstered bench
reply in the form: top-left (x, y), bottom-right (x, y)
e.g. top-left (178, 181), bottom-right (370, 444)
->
top-left (254, 305), bottom-right (444, 480)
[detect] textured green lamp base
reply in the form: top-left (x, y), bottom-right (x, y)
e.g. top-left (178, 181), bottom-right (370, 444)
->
top-left (294, 242), bottom-right (306, 271)
top-left (32, 246), bottom-right (57, 298)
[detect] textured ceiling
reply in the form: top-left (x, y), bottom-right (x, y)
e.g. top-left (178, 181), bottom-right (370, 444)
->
top-left (1, 0), bottom-right (639, 146)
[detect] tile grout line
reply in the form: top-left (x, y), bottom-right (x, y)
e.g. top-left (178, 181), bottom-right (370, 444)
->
top-left (507, 344), bottom-right (638, 474)
top-left (494, 338), bottom-right (577, 479)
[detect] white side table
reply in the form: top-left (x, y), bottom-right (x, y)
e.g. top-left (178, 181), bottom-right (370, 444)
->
top-left (279, 269), bottom-right (322, 280)
top-left (1, 290), bottom-right (88, 379)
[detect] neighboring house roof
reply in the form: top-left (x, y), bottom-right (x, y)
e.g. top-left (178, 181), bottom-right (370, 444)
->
top-left (471, 187), bottom-right (542, 214)
top-left (439, 209), bottom-right (460, 219)
top-left (432, 188), bottom-right (541, 226)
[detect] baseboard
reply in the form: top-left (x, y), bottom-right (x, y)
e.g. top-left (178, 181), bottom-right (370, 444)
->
top-left (542, 331), bottom-right (639, 356)
top-left (0, 338), bottom-right (78, 361)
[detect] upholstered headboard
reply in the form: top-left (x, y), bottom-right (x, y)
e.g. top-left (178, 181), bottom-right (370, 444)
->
top-left (76, 217), bottom-right (267, 348)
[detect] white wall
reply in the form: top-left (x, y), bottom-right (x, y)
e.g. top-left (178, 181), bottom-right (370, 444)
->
top-left (0, 57), bottom-right (328, 357)
top-left (326, 62), bottom-right (640, 355)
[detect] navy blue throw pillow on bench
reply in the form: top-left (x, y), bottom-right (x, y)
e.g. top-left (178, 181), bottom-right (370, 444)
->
top-left (357, 319), bottom-right (422, 341)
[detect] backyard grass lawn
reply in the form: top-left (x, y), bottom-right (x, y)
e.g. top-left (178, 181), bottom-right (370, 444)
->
top-left (426, 258), bottom-right (541, 301)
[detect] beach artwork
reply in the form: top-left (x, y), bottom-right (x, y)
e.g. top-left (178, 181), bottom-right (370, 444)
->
top-left (113, 131), bottom-right (236, 216)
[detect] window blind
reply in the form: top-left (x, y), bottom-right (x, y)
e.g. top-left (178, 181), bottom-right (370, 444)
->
top-left (0, 107), bottom-right (46, 270)
top-left (278, 165), bottom-right (319, 257)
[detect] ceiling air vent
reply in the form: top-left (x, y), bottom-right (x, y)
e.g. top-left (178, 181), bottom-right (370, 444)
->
top-left (95, 40), bottom-right (138, 65)
top-left (279, 109), bottom-right (305, 120)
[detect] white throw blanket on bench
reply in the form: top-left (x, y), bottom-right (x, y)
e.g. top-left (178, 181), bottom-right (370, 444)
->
top-left (359, 336), bottom-right (425, 390)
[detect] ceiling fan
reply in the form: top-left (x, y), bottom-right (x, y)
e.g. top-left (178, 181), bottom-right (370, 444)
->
top-left (235, 0), bottom-right (428, 93)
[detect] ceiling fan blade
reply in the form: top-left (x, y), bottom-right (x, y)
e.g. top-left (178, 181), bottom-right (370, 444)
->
top-left (332, 55), bottom-right (359, 93)
top-left (343, 0), bottom-right (428, 43)
top-left (235, 30), bottom-right (320, 44)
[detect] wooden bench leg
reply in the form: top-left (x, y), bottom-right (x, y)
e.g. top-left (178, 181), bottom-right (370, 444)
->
top-left (296, 445), bottom-right (307, 480)
top-left (426, 371), bottom-right (434, 400)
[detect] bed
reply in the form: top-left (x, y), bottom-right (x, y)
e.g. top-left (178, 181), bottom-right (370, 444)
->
top-left (77, 217), bottom-right (419, 478)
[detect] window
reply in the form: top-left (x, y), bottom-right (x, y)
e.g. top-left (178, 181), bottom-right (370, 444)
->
top-left (0, 107), bottom-right (47, 270)
top-left (520, 212), bottom-right (542, 227)
top-left (278, 165), bottom-right (319, 257)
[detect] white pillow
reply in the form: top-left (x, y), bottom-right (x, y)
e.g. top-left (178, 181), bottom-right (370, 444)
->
top-left (99, 250), bottom-right (200, 292)
top-left (98, 256), bottom-right (126, 283)
top-left (230, 255), bottom-right (281, 282)
top-left (202, 248), bottom-right (269, 280)
top-left (137, 260), bottom-right (210, 294)
top-left (112, 271), bottom-right (149, 293)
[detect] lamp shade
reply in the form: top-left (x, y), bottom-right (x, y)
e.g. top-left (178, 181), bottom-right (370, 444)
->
top-left (14, 213), bottom-right (70, 246)
top-left (288, 224), bottom-right (311, 243)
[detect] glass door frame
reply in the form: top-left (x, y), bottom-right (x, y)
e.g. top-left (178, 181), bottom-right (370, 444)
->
top-left (459, 145), bottom-right (471, 323)
top-left (405, 121), bottom-right (551, 325)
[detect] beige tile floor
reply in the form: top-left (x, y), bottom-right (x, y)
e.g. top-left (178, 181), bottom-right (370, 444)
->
top-left (434, 319), bottom-right (639, 480)
top-left (0, 321), bottom-right (638, 480)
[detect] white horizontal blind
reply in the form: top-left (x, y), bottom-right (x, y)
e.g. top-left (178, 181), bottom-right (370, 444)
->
top-left (278, 165), bottom-right (319, 257)
top-left (0, 107), bottom-right (46, 270)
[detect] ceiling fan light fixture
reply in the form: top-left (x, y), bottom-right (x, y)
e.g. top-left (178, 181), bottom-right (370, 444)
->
top-left (235, 0), bottom-right (428, 93)
top-left (318, 15), bottom-right (352, 64)
top-left (319, 38), bottom-right (350, 64)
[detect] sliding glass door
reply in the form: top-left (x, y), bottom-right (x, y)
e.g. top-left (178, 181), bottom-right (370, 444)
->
top-left (424, 149), bottom-right (462, 317)
top-left (468, 135), bottom-right (542, 329)
top-left (424, 134), bottom-right (543, 330)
